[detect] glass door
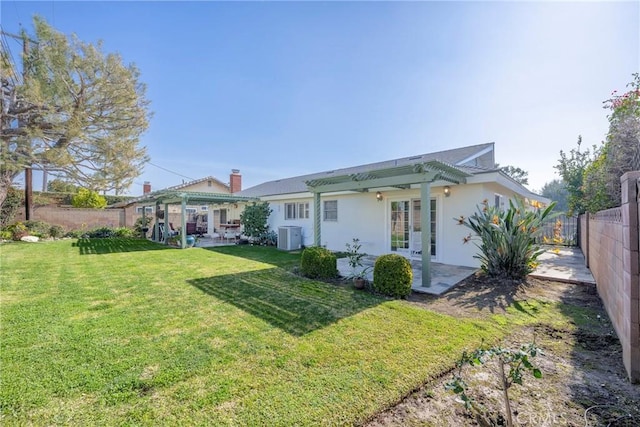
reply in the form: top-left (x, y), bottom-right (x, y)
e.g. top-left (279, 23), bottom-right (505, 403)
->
top-left (389, 198), bottom-right (436, 259)
top-left (390, 201), bottom-right (410, 256)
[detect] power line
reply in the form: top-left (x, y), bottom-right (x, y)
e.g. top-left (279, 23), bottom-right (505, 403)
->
top-left (147, 161), bottom-right (195, 181)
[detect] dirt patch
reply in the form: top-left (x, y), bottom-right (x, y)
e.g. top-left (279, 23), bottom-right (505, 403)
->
top-left (366, 275), bottom-right (640, 427)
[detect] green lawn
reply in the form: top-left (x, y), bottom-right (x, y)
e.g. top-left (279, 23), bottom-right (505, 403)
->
top-left (0, 239), bottom-right (547, 425)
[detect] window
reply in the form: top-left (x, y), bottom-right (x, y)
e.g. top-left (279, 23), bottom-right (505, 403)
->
top-left (285, 203), bottom-right (297, 220)
top-left (323, 200), bottom-right (337, 221)
top-left (186, 208), bottom-right (197, 215)
top-left (200, 206), bottom-right (208, 211)
top-left (298, 202), bottom-right (309, 219)
top-left (494, 194), bottom-right (503, 210)
top-left (136, 206), bottom-right (154, 215)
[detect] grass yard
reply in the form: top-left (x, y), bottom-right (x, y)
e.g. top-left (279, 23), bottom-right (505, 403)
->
top-left (0, 239), bottom-right (568, 425)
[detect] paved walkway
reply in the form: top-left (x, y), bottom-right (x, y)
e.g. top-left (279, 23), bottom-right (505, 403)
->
top-left (530, 246), bottom-right (596, 285)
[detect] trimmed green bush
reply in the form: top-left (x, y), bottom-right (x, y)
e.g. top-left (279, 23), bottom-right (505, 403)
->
top-left (373, 254), bottom-right (413, 298)
top-left (300, 247), bottom-right (337, 279)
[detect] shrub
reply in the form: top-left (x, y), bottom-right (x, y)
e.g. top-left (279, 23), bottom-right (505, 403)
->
top-left (7, 222), bottom-right (28, 241)
top-left (240, 202), bottom-right (272, 240)
top-left (114, 227), bottom-right (135, 238)
top-left (300, 247), bottom-right (337, 279)
top-left (373, 254), bottom-right (413, 298)
top-left (85, 227), bottom-right (115, 238)
top-left (457, 198), bottom-right (556, 280)
top-left (24, 220), bottom-right (53, 238)
top-left (49, 225), bottom-right (66, 239)
top-left (1, 187), bottom-right (23, 228)
top-left (71, 188), bottom-right (107, 209)
top-left (0, 230), bottom-right (12, 240)
top-left (64, 229), bottom-right (85, 238)
top-left (134, 216), bottom-right (152, 236)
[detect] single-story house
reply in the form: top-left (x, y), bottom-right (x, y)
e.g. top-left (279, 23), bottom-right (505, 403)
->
top-left (237, 143), bottom-right (548, 271)
top-left (111, 171), bottom-right (245, 233)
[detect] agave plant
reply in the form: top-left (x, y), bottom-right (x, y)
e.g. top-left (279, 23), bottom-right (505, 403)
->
top-left (457, 198), bottom-right (556, 280)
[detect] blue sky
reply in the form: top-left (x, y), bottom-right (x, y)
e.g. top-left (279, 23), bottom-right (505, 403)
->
top-left (3, 1), bottom-right (638, 194)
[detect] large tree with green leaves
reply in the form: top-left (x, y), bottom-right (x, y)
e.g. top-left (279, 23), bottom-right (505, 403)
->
top-left (0, 16), bottom-right (150, 208)
top-left (554, 136), bottom-right (601, 215)
top-left (539, 179), bottom-right (568, 213)
top-left (497, 164), bottom-right (529, 186)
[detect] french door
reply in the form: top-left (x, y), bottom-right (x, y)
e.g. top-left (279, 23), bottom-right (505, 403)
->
top-left (390, 198), bottom-right (436, 259)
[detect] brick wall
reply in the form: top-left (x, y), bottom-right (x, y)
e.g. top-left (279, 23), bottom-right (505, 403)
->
top-left (580, 171), bottom-right (640, 382)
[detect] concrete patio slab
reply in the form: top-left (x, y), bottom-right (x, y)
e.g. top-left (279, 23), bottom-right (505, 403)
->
top-left (337, 256), bottom-right (477, 296)
top-left (530, 247), bottom-right (595, 285)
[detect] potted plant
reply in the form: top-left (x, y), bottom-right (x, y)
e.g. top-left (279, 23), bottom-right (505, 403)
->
top-left (352, 266), bottom-right (372, 289)
top-left (345, 238), bottom-right (369, 289)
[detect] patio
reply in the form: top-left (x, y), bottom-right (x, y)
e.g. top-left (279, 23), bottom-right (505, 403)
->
top-left (337, 256), bottom-right (478, 296)
top-left (337, 247), bottom-right (596, 296)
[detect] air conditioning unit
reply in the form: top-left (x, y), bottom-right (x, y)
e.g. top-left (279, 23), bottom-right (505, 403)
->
top-left (278, 226), bottom-right (302, 251)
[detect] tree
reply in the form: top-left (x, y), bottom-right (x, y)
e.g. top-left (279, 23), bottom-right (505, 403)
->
top-left (497, 165), bottom-right (529, 186)
top-left (555, 75), bottom-right (640, 214)
top-left (554, 136), bottom-right (600, 215)
top-left (539, 179), bottom-right (569, 213)
top-left (47, 178), bottom-right (78, 193)
top-left (239, 202), bottom-right (272, 240)
top-left (71, 188), bottom-right (107, 209)
top-left (0, 16), bottom-right (150, 209)
top-left (599, 74), bottom-right (640, 207)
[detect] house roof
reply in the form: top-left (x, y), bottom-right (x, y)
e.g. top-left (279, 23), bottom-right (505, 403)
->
top-left (109, 175), bottom-right (230, 208)
top-left (166, 176), bottom-right (229, 192)
top-left (238, 143), bottom-right (496, 197)
top-left (135, 191), bottom-right (257, 206)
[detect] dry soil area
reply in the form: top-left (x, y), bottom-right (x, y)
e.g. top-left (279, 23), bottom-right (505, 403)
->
top-left (366, 275), bottom-right (640, 427)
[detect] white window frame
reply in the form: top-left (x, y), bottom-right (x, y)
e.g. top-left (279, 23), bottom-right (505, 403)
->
top-left (494, 194), bottom-right (504, 210)
top-left (284, 202), bottom-right (297, 220)
top-left (298, 202), bottom-right (309, 219)
top-left (185, 207), bottom-right (197, 215)
top-left (136, 206), bottom-right (154, 215)
top-left (200, 206), bottom-right (208, 211)
top-left (323, 200), bottom-right (338, 222)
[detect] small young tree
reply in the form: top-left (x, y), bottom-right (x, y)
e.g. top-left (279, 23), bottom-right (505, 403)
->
top-left (446, 342), bottom-right (543, 427)
top-left (71, 188), bottom-right (107, 209)
top-left (239, 202), bottom-right (272, 240)
top-left (457, 198), bottom-right (555, 280)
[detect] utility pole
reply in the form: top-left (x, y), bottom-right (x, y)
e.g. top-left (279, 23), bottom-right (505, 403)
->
top-left (22, 36), bottom-right (33, 220)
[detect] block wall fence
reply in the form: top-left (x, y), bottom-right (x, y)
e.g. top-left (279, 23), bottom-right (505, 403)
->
top-left (14, 205), bottom-right (136, 230)
top-left (579, 171), bottom-right (640, 382)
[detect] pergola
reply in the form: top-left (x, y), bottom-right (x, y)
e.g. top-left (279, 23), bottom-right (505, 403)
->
top-left (305, 160), bottom-right (470, 287)
top-left (136, 191), bottom-right (258, 248)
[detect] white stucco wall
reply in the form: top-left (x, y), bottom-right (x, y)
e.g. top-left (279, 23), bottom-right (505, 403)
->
top-left (257, 179), bottom-right (545, 268)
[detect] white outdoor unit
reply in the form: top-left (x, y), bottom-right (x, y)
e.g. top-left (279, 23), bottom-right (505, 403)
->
top-left (278, 226), bottom-right (302, 251)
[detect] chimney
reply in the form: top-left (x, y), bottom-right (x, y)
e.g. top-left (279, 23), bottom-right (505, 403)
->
top-left (230, 169), bottom-right (241, 193)
top-left (143, 181), bottom-right (151, 194)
